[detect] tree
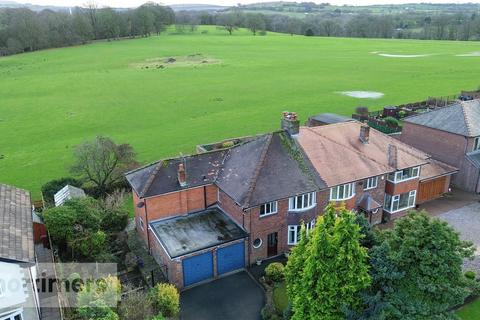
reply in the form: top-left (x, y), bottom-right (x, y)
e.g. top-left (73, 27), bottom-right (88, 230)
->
top-left (42, 197), bottom-right (106, 260)
top-left (70, 136), bottom-right (137, 197)
top-left (356, 211), bottom-right (475, 319)
top-left (218, 11), bottom-right (241, 35)
top-left (286, 205), bottom-right (371, 319)
top-left (245, 13), bottom-right (266, 35)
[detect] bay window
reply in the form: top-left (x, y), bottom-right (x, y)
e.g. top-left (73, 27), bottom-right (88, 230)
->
top-left (387, 167), bottom-right (420, 183)
top-left (288, 219), bottom-right (316, 245)
top-left (384, 190), bottom-right (416, 213)
top-left (289, 192), bottom-right (316, 211)
top-left (260, 201), bottom-right (278, 217)
top-left (330, 182), bottom-right (355, 201)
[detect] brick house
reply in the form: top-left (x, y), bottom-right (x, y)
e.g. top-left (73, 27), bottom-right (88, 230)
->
top-left (126, 112), bottom-right (456, 289)
top-left (400, 99), bottom-right (480, 193)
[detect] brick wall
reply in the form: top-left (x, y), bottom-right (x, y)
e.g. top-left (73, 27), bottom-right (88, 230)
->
top-left (385, 178), bottom-right (419, 195)
top-left (401, 122), bottom-right (480, 192)
top-left (401, 122), bottom-right (468, 166)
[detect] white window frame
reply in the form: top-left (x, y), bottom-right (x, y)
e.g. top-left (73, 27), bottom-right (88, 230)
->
top-left (288, 225), bottom-right (300, 245)
top-left (384, 190), bottom-right (417, 213)
top-left (364, 177), bottom-right (378, 190)
top-left (330, 182), bottom-right (356, 201)
top-left (474, 137), bottom-right (480, 152)
top-left (252, 238), bottom-right (262, 249)
top-left (288, 219), bottom-right (316, 245)
top-left (387, 167), bottom-right (420, 183)
top-left (259, 201), bottom-right (278, 217)
top-left (138, 217), bottom-right (144, 231)
top-left (0, 309), bottom-right (23, 320)
top-left (288, 192), bottom-right (316, 212)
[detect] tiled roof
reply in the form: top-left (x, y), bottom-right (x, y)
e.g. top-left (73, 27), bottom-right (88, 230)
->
top-left (403, 100), bottom-right (480, 137)
top-left (297, 122), bottom-right (429, 187)
top-left (0, 184), bottom-right (35, 264)
top-left (126, 151), bottom-right (226, 198)
top-left (420, 159), bottom-right (458, 181)
top-left (217, 131), bottom-right (321, 208)
top-left (126, 131), bottom-right (323, 207)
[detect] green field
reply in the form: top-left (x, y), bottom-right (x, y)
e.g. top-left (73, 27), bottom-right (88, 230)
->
top-left (457, 299), bottom-right (480, 319)
top-left (2, 26), bottom-right (480, 198)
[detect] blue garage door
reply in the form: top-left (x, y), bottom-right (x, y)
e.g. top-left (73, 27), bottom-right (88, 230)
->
top-left (183, 251), bottom-right (214, 287)
top-left (217, 242), bottom-right (245, 275)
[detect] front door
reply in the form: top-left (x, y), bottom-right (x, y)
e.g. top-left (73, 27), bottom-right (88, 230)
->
top-left (267, 232), bottom-right (278, 257)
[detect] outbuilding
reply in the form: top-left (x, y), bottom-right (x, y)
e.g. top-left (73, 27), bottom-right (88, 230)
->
top-left (149, 207), bottom-right (248, 289)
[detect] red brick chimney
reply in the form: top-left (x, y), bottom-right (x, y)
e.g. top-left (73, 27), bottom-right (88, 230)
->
top-left (359, 125), bottom-right (370, 144)
top-left (178, 163), bottom-right (187, 187)
top-left (281, 111), bottom-right (300, 136)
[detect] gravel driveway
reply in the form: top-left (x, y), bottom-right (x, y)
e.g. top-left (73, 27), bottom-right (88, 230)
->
top-left (438, 202), bottom-right (480, 272)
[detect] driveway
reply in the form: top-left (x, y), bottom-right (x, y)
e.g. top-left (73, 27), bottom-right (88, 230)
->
top-left (438, 201), bottom-right (480, 272)
top-left (180, 271), bottom-right (264, 320)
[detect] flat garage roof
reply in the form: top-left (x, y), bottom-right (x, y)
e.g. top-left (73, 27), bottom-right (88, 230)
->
top-left (150, 207), bottom-right (247, 259)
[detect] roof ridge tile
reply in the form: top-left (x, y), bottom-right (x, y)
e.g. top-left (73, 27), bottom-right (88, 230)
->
top-left (242, 134), bottom-right (273, 207)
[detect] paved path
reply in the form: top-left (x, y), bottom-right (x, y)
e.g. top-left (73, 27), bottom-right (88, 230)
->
top-left (35, 244), bottom-right (63, 320)
top-left (438, 202), bottom-right (480, 273)
top-left (181, 271), bottom-right (264, 320)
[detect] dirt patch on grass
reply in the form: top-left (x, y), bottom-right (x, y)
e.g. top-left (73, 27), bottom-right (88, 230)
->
top-left (339, 91), bottom-right (384, 99)
top-left (376, 53), bottom-right (431, 58)
top-left (131, 54), bottom-right (219, 70)
top-left (456, 52), bottom-right (480, 57)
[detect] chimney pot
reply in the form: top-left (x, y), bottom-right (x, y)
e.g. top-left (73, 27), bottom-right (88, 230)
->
top-left (360, 125), bottom-right (370, 144)
top-left (281, 111), bottom-right (300, 136)
top-left (178, 163), bottom-right (187, 187)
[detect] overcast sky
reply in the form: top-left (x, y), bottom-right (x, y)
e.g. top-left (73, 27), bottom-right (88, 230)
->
top-left (20, 0), bottom-right (480, 9)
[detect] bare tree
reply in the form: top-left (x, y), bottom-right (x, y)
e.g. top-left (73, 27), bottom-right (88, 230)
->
top-left (70, 136), bottom-right (138, 196)
top-left (85, 0), bottom-right (99, 39)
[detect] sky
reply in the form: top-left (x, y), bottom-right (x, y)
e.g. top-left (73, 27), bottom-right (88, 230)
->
top-left (18, 0), bottom-right (480, 9)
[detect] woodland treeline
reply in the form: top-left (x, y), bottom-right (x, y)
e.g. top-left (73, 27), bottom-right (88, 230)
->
top-left (3, 1), bottom-right (480, 56)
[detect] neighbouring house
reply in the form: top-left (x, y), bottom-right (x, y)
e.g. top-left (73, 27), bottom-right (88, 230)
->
top-left (400, 99), bottom-right (480, 193)
top-left (126, 112), bottom-right (456, 289)
top-left (0, 184), bottom-right (41, 320)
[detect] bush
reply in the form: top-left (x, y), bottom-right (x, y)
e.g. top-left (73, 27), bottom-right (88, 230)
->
top-left (119, 288), bottom-right (154, 320)
top-left (383, 116), bottom-right (400, 127)
top-left (149, 283), bottom-right (180, 317)
top-left (149, 315), bottom-right (165, 320)
top-left (261, 305), bottom-right (281, 320)
top-left (41, 177), bottom-right (82, 205)
top-left (465, 271), bottom-right (476, 280)
top-left (259, 30), bottom-right (267, 36)
top-left (265, 262), bottom-right (285, 283)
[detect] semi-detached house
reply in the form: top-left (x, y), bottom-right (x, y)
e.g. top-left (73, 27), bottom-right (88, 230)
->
top-left (126, 112), bottom-right (457, 289)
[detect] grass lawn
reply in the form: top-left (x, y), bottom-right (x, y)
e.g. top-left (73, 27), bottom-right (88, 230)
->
top-left (2, 25), bottom-right (480, 197)
top-left (273, 282), bottom-right (289, 313)
top-left (456, 299), bottom-right (480, 319)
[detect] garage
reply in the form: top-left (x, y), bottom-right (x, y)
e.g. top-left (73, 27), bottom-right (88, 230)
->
top-left (418, 160), bottom-right (458, 204)
top-left (217, 242), bottom-right (245, 275)
top-left (183, 252), bottom-right (214, 287)
top-left (149, 207), bottom-right (247, 289)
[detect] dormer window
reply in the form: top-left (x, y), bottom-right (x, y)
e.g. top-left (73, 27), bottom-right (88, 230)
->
top-left (474, 137), bottom-right (480, 152)
top-left (289, 192), bottom-right (316, 212)
top-left (330, 183), bottom-right (355, 201)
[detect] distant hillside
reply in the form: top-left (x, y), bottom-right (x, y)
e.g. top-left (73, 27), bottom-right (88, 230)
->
top-left (234, 1), bottom-right (480, 15)
top-left (170, 3), bottom-right (229, 12)
top-left (0, 0), bottom-right (71, 11)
